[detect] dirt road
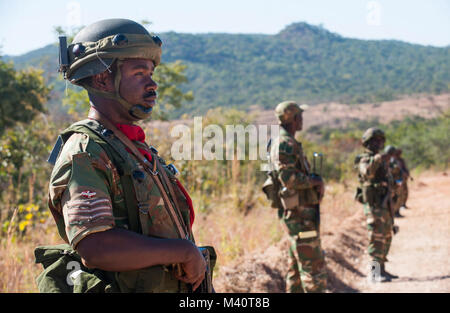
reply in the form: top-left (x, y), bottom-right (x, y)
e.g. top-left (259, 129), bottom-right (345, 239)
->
top-left (214, 171), bottom-right (450, 293)
top-left (356, 172), bottom-right (450, 293)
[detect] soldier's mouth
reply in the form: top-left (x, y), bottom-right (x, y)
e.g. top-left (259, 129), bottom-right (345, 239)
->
top-left (143, 91), bottom-right (157, 107)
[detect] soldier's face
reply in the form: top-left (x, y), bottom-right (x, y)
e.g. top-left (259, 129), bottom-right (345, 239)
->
top-left (372, 137), bottom-right (385, 152)
top-left (119, 58), bottom-right (158, 111)
top-left (294, 112), bottom-right (303, 131)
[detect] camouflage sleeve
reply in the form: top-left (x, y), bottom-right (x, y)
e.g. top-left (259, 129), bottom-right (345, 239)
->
top-left (358, 153), bottom-right (382, 180)
top-left (49, 133), bottom-right (116, 248)
top-left (273, 137), bottom-right (312, 190)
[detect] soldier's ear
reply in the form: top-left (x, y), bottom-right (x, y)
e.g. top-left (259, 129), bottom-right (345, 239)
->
top-left (91, 71), bottom-right (115, 92)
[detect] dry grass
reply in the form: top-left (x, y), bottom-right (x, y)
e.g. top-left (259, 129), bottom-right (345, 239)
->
top-left (0, 177), bottom-right (359, 292)
top-left (0, 219), bottom-right (60, 292)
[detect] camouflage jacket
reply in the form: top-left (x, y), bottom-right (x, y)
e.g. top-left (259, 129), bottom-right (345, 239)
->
top-left (270, 126), bottom-right (319, 206)
top-left (355, 148), bottom-right (394, 209)
top-left (46, 119), bottom-right (193, 292)
top-left (356, 149), bottom-right (390, 187)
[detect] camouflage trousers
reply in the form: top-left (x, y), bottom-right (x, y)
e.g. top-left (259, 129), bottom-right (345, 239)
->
top-left (281, 205), bottom-right (327, 293)
top-left (398, 181), bottom-right (408, 208)
top-left (363, 204), bottom-right (393, 265)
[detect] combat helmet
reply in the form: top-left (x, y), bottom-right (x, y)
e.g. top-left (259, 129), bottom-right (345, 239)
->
top-left (275, 101), bottom-right (308, 125)
top-left (361, 127), bottom-right (385, 147)
top-left (58, 18), bottom-right (162, 120)
top-left (384, 145), bottom-right (396, 155)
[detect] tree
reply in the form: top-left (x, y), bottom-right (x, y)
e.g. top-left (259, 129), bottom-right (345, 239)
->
top-left (152, 61), bottom-right (194, 120)
top-left (0, 58), bottom-right (50, 135)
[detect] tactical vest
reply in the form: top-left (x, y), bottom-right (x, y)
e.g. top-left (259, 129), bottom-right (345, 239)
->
top-left (35, 119), bottom-right (194, 293)
top-left (355, 151), bottom-right (391, 207)
top-left (271, 130), bottom-right (320, 208)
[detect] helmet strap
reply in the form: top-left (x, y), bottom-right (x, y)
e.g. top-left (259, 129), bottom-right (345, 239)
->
top-left (81, 58), bottom-right (153, 120)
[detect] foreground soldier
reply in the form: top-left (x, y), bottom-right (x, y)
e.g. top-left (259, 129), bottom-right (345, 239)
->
top-left (355, 128), bottom-right (398, 282)
top-left (264, 101), bottom-right (327, 293)
top-left (35, 19), bottom-right (214, 293)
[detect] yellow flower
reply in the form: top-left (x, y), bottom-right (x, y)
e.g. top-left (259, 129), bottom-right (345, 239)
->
top-left (19, 220), bottom-right (29, 231)
top-left (25, 213), bottom-right (33, 220)
top-left (18, 204), bottom-right (24, 213)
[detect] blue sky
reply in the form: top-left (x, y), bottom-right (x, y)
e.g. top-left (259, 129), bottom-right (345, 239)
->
top-left (0, 0), bottom-right (449, 56)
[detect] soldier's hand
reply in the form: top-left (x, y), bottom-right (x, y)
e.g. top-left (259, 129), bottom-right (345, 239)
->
top-left (176, 243), bottom-right (207, 291)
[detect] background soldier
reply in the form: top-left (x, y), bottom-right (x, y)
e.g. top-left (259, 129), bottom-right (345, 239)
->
top-left (384, 145), bottom-right (404, 217)
top-left (355, 128), bottom-right (398, 282)
top-left (395, 148), bottom-right (411, 210)
top-left (265, 101), bottom-right (327, 293)
top-left (35, 19), bottom-right (212, 293)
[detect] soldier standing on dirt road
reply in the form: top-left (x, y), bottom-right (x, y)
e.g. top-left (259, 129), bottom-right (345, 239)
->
top-left (384, 145), bottom-right (405, 218)
top-left (264, 101), bottom-right (327, 293)
top-left (395, 148), bottom-right (412, 211)
top-left (355, 128), bottom-right (399, 283)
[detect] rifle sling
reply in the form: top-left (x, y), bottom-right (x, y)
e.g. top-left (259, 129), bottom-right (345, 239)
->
top-left (87, 108), bottom-right (189, 240)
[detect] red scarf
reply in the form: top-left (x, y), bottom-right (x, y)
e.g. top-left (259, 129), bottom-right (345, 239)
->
top-left (115, 123), bottom-right (195, 228)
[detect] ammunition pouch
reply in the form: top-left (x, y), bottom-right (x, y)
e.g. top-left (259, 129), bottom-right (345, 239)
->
top-left (35, 244), bottom-right (216, 293)
top-left (34, 244), bottom-right (118, 293)
top-left (362, 185), bottom-right (388, 207)
top-left (262, 176), bottom-right (282, 209)
top-left (115, 265), bottom-right (187, 293)
top-left (279, 188), bottom-right (299, 210)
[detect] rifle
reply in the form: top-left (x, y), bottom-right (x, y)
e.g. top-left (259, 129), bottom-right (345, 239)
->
top-left (262, 138), bottom-right (283, 209)
top-left (311, 152), bottom-right (324, 201)
top-left (186, 246), bottom-right (216, 293)
top-left (311, 152), bottom-right (324, 228)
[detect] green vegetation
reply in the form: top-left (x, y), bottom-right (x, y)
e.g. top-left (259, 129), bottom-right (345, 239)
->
top-left (0, 58), bottom-right (50, 135)
top-left (309, 112), bottom-right (450, 179)
top-left (5, 22), bottom-right (449, 118)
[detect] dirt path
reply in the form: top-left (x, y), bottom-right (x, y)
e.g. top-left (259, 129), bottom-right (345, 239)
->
top-left (214, 171), bottom-right (450, 293)
top-left (356, 172), bottom-right (450, 293)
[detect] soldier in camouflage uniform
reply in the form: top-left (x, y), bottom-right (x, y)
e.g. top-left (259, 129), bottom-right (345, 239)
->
top-left (394, 148), bottom-right (411, 211)
top-left (355, 128), bottom-right (398, 282)
top-left (35, 19), bottom-right (212, 293)
top-left (268, 101), bottom-right (327, 293)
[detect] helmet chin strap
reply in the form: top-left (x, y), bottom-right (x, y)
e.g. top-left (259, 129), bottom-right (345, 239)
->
top-left (82, 59), bottom-right (153, 121)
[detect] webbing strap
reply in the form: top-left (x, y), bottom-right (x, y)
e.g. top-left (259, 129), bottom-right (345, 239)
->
top-left (153, 155), bottom-right (189, 237)
top-left (87, 107), bottom-right (189, 240)
top-left (66, 123), bottom-right (142, 234)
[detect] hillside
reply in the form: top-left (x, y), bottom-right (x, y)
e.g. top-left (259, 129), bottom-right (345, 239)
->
top-left (149, 93), bottom-right (450, 139)
top-left (4, 22), bottom-right (450, 117)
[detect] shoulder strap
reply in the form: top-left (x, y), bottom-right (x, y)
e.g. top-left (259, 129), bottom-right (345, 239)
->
top-left (87, 108), bottom-right (190, 240)
top-left (62, 120), bottom-right (142, 234)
